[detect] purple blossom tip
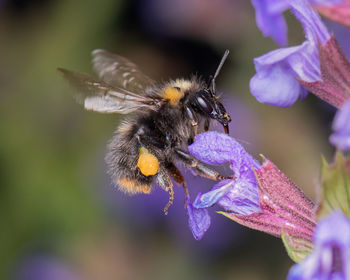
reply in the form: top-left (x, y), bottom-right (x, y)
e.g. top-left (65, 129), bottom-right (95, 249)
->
top-left (187, 197), bottom-right (211, 240)
top-left (330, 100), bottom-right (350, 151)
top-left (287, 211), bottom-right (350, 280)
top-left (189, 131), bottom-right (261, 171)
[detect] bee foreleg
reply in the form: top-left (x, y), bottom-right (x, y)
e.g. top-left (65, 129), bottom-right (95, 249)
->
top-left (156, 170), bottom-right (175, 215)
top-left (186, 107), bottom-right (198, 140)
top-left (175, 149), bottom-right (234, 181)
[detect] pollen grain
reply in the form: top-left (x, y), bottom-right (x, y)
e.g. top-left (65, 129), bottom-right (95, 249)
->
top-left (137, 147), bottom-right (159, 176)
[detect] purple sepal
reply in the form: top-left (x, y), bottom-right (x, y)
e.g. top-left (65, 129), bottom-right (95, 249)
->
top-left (250, 0), bottom-right (331, 107)
top-left (187, 197), bottom-right (211, 240)
top-left (330, 100), bottom-right (350, 151)
top-left (287, 211), bottom-right (350, 280)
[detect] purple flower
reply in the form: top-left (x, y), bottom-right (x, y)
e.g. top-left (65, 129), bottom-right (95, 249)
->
top-left (287, 211), bottom-right (350, 280)
top-left (250, 0), bottom-right (330, 107)
top-left (330, 100), bottom-right (350, 151)
top-left (186, 132), bottom-right (261, 240)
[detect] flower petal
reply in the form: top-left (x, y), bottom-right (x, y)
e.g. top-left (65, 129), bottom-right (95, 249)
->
top-left (217, 177), bottom-right (261, 215)
top-left (187, 198), bottom-right (211, 240)
top-left (289, 0), bottom-right (330, 44)
top-left (250, 47), bottom-right (305, 107)
top-left (193, 180), bottom-right (233, 208)
top-left (251, 0), bottom-right (289, 46)
top-left (188, 132), bottom-right (260, 172)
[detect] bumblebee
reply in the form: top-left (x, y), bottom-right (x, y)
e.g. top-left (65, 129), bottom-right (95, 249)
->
top-left (59, 49), bottom-right (231, 214)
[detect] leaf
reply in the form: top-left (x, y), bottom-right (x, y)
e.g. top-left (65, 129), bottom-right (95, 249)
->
top-left (317, 151), bottom-right (350, 220)
top-left (281, 230), bottom-right (313, 263)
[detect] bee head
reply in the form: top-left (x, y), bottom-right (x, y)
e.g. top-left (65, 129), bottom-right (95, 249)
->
top-left (192, 89), bottom-right (231, 134)
top-left (192, 49), bottom-right (231, 134)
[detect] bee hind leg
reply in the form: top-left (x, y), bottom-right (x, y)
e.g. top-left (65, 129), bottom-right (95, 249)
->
top-left (175, 149), bottom-right (235, 181)
top-left (166, 162), bottom-right (189, 207)
top-left (156, 169), bottom-right (175, 215)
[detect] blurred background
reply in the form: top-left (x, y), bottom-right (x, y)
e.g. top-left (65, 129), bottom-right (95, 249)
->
top-left (0, 0), bottom-right (344, 279)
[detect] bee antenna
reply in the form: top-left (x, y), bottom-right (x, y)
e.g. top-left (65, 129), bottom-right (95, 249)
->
top-left (210, 49), bottom-right (229, 94)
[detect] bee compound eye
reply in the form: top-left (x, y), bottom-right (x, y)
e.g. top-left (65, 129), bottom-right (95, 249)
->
top-left (196, 95), bottom-right (214, 115)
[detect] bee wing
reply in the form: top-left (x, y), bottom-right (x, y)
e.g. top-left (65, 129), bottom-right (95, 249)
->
top-left (92, 49), bottom-right (155, 93)
top-left (58, 68), bottom-right (159, 114)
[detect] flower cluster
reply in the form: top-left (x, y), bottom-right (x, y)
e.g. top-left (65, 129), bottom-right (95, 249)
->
top-left (186, 132), bottom-right (317, 246)
top-left (182, 0), bottom-right (350, 279)
top-left (186, 130), bottom-right (350, 278)
top-left (250, 0), bottom-right (350, 151)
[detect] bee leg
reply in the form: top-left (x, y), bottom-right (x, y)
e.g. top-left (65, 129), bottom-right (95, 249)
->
top-left (166, 162), bottom-right (189, 206)
top-left (186, 107), bottom-right (198, 145)
top-left (156, 170), bottom-right (175, 215)
top-left (175, 149), bottom-right (235, 181)
top-left (204, 119), bottom-right (210, 132)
